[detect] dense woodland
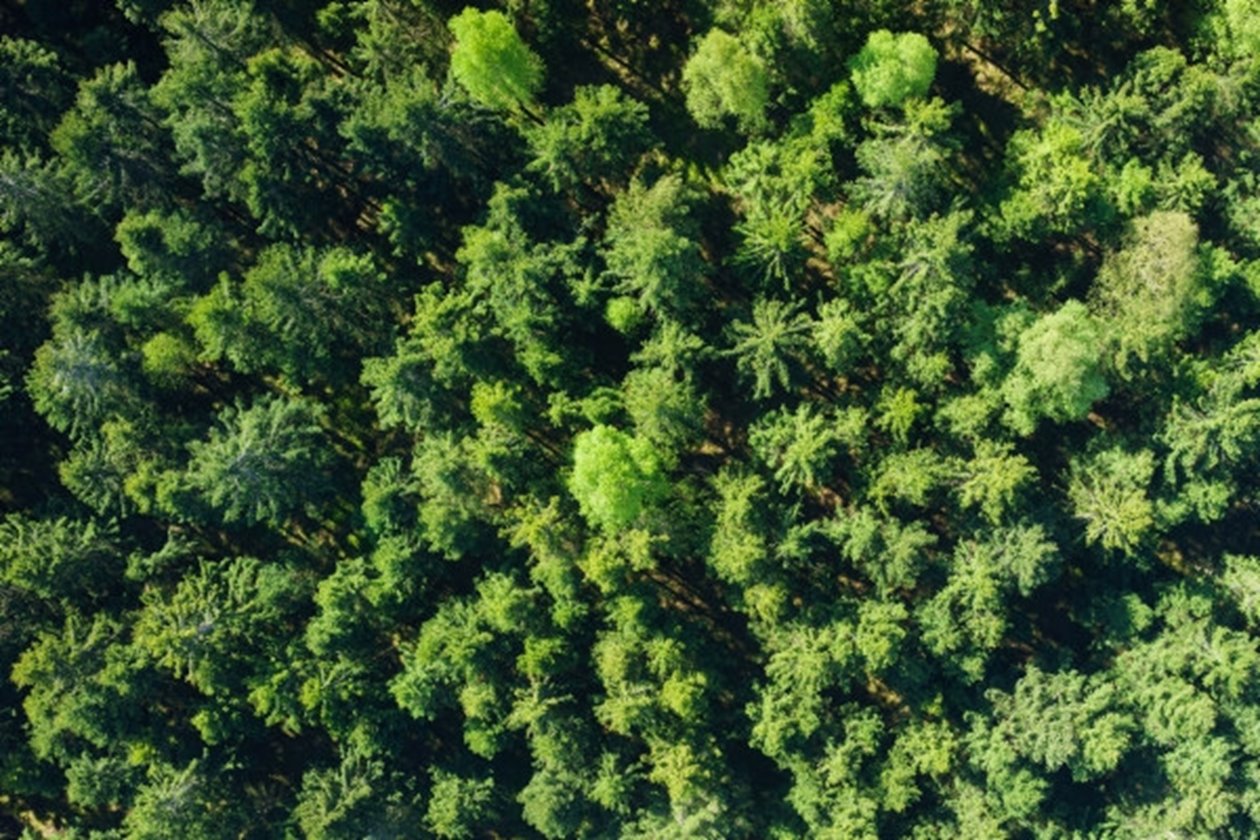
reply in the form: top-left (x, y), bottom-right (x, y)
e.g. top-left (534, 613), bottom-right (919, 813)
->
top-left (4, 0), bottom-right (1260, 836)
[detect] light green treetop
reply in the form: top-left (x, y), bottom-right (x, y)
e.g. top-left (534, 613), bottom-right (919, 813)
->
top-left (568, 425), bottom-right (666, 533)
top-left (682, 29), bottom-right (769, 133)
top-left (1003, 300), bottom-right (1110, 434)
top-left (849, 30), bottom-right (937, 109)
top-left (448, 8), bottom-right (543, 112)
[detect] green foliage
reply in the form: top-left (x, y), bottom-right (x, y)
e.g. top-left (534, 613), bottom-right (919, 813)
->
top-left (1067, 447), bottom-right (1156, 554)
top-left (623, 365), bottom-right (707, 457)
top-left (682, 29), bottom-right (770, 133)
top-left (956, 441), bottom-right (1036, 524)
top-left (528, 85), bottom-right (651, 192)
top-left (0, 515), bottom-right (121, 602)
top-left (1091, 210), bottom-right (1206, 370)
top-left (848, 31), bottom-right (938, 109)
top-left (51, 61), bottom-right (171, 210)
top-left (604, 175), bottom-right (706, 317)
top-left (998, 119), bottom-right (1104, 239)
top-left (1222, 0), bottom-right (1260, 58)
top-left (26, 327), bottom-right (137, 440)
top-left (1003, 300), bottom-right (1110, 434)
top-left (182, 395), bottom-right (334, 527)
top-left (427, 770), bottom-right (497, 838)
top-left (122, 760), bottom-right (250, 840)
top-left (729, 298), bottom-right (813, 399)
top-left (189, 244), bottom-right (388, 384)
top-left (0, 36), bottom-right (71, 153)
top-left (989, 666), bottom-right (1132, 781)
top-left (448, 8), bottom-right (543, 111)
top-left (749, 404), bottom-right (839, 492)
top-left (134, 555), bottom-right (304, 697)
top-left (7, 3), bottom-right (1260, 837)
top-left (569, 425), bottom-right (667, 532)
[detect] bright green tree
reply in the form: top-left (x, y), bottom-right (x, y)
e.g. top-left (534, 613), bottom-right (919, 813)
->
top-left (848, 31), bottom-right (938, 109)
top-left (568, 425), bottom-right (667, 533)
top-left (448, 8), bottom-right (543, 112)
top-left (682, 30), bottom-right (769, 133)
top-left (1003, 300), bottom-right (1110, 434)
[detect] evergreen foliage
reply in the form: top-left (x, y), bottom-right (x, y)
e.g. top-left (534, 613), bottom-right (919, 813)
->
top-left (5, 1), bottom-right (1260, 836)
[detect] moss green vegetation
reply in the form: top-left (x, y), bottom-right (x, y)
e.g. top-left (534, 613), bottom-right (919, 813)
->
top-left (3, 0), bottom-right (1260, 836)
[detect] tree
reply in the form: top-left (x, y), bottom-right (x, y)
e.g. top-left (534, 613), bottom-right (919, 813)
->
top-left (848, 31), bottom-right (937, 110)
top-left (1066, 447), bottom-right (1156, 554)
top-left (1222, 0), bottom-right (1260, 59)
top-left (293, 741), bottom-right (420, 839)
top-left (682, 30), bottom-right (769, 133)
top-left (10, 611), bottom-right (155, 769)
top-left (603, 175), bottom-right (706, 318)
top-left (749, 404), bottom-right (839, 492)
top-left (728, 298), bottom-right (813, 399)
top-left (988, 666), bottom-right (1132, 782)
top-left (527, 85), bottom-right (651, 193)
top-left (427, 769), bottom-right (497, 839)
top-left (26, 326), bottom-right (138, 440)
top-left (151, 0), bottom-right (275, 203)
top-left (1091, 210), bottom-right (1205, 370)
top-left (0, 36), bottom-right (72, 154)
top-left (181, 394), bottom-right (334, 527)
top-left (956, 441), bottom-right (1037, 524)
top-left (623, 365), bottom-right (707, 458)
top-left (122, 759), bottom-right (253, 840)
top-left (189, 244), bottom-right (388, 384)
top-left (813, 298), bottom-right (866, 375)
top-left (851, 97), bottom-right (955, 221)
top-left (232, 47), bottom-right (351, 238)
top-left (456, 182), bottom-right (586, 387)
top-left (133, 555), bottom-right (304, 699)
top-left (997, 119), bottom-right (1105, 239)
top-left (114, 207), bottom-right (232, 290)
top-left (447, 8), bottom-right (543, 112)
top-left (0, 515), bottom-right (121, 603)
top-left (568, 425), bottom-right (667, 533)
top-left (51, 61), bottom-right (174, 211)
top-left (411, 431), bottom-right (496, 559)
top-left (1003, 300), bottom-right (1109, 434)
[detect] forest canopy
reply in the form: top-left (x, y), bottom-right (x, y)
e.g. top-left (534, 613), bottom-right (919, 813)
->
top-left (3, 0), bottom-right (1260, 837)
